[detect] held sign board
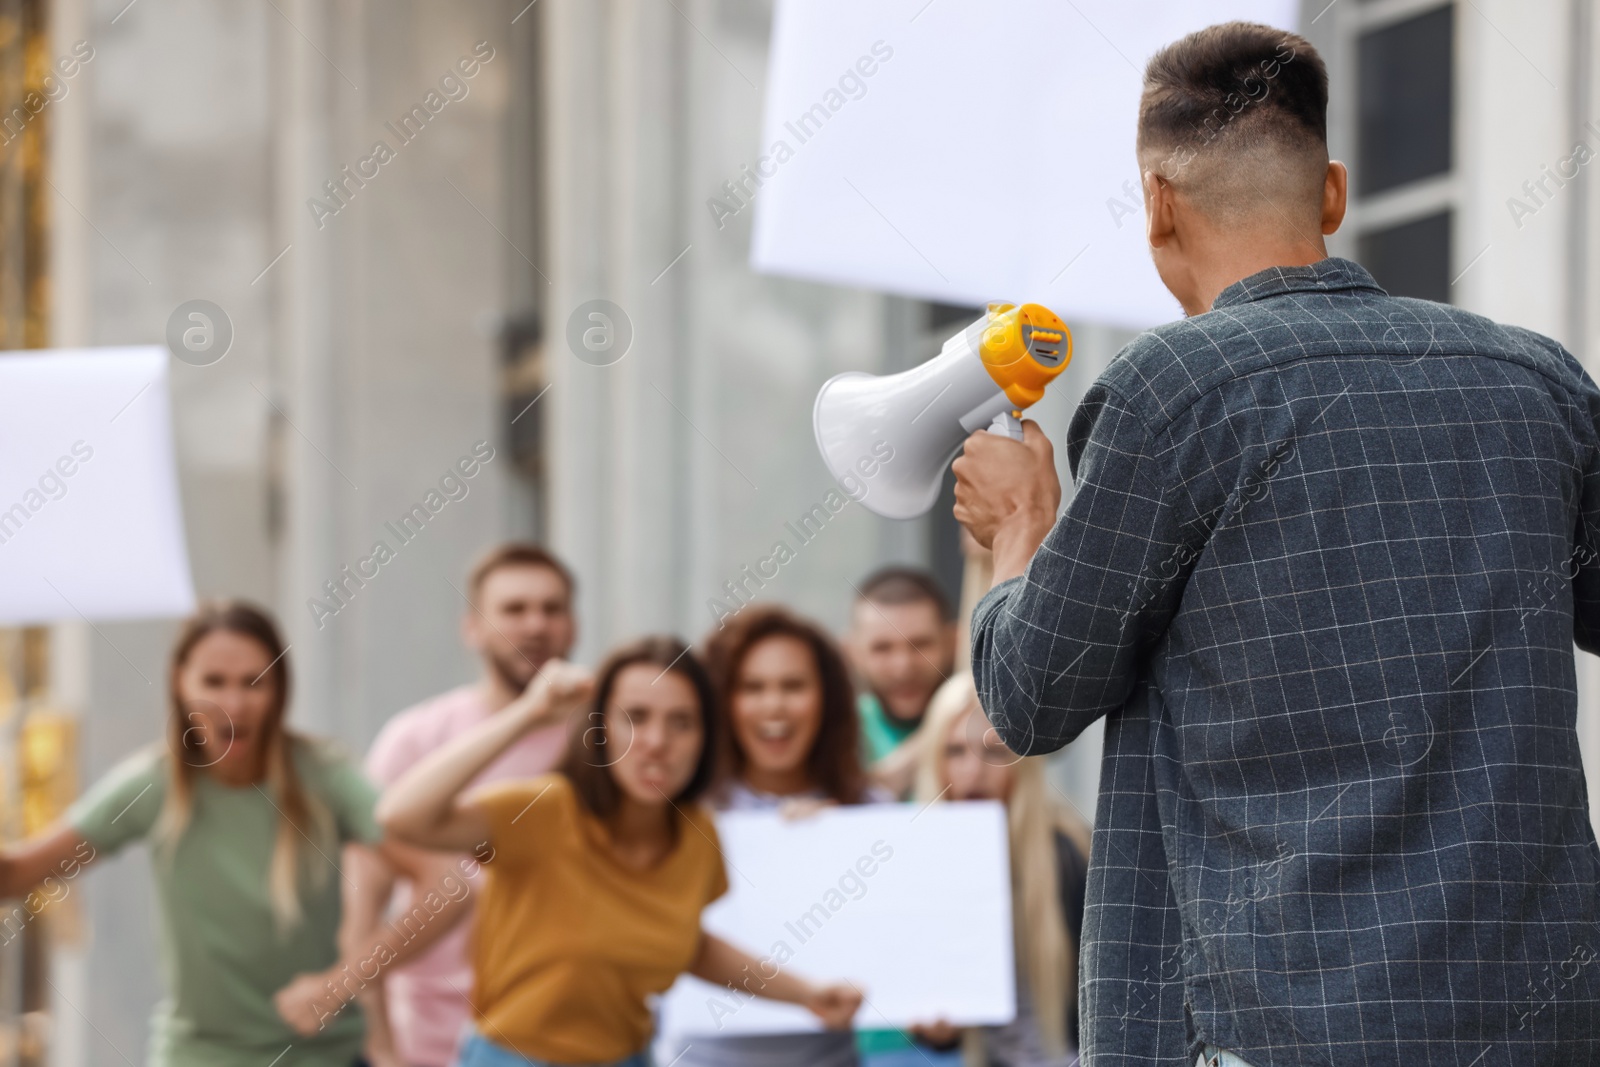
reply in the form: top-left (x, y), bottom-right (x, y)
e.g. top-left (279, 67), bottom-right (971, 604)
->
top-left (749, 0), bottom-right (1299, 330)
top-left (658, 800), bottom-right (1013, 1036)
top-left (0, 347), bottom-right (196, 625)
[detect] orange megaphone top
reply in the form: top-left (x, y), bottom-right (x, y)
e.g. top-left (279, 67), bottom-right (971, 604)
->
top-left (977, 302), bottom-right (1072, 410)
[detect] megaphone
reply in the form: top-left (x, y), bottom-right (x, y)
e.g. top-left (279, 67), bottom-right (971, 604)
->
top-left (812, 302), bottom-right (1072, 519)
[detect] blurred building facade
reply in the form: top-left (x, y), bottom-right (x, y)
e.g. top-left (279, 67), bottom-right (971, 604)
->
top-left (0, 0), bottom-right (1591, 1063)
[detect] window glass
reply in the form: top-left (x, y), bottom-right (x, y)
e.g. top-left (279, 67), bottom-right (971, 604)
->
top-left (1357, 5), bottom-right (1454, 195)
top-left (1358, 210), bottom-right (1452, 303)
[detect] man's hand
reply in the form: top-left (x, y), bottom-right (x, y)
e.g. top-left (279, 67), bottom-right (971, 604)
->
top-left (361, 996), bottom-right (407, 1067)
top-left (952, 420), bottom-right (1060, 584)
top-left (909, 1018), bottom-right (962, 1049)
top-left (354, 966), bottom-right (405, 1067)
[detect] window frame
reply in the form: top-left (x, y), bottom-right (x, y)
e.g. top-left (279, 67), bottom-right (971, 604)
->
top-left (1325, 0), bottom-right (1461, 302)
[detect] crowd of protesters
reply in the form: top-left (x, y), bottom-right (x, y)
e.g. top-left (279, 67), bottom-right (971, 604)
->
top-left (0, 542), bottom-right (1087, 1067)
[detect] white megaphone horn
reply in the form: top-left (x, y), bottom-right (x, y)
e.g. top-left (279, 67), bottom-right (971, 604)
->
top-left (812, 302), bottom-right (1072, 520)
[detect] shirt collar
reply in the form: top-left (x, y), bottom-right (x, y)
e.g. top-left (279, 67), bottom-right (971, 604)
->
top-left (1209, 256), bottom-right (1386, 312)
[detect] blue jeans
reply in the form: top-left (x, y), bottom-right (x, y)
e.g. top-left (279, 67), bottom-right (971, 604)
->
top-left (455, 1031), bottom-right (650, 1067)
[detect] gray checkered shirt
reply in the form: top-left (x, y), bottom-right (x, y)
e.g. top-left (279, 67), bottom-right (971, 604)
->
top-left (971, 258), bottom-right (1600, 1066)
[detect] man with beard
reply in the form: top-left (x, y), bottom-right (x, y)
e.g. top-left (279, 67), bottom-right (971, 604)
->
top-left (846, 567), bottom-right (957, 799)
top-left (361, 543), bottom-right (578, 1067)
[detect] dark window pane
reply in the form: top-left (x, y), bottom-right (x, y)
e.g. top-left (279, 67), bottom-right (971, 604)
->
top-left (1358, 211), bottom-right (1452, 304)
top-left (1358, 5), bottom-right (1453, 195)
top-left (927, 302), bottom-right (982, 332)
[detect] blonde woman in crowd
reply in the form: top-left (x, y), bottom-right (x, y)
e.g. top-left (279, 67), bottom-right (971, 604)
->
top-left (910, 672), bottom-right (1090, 1067)
top-left (0, 600), bottom-right (435, 1067)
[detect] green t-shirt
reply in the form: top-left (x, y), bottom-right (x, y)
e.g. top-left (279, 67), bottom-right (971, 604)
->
top-left (857, 692), bottom-right (920, 765)
top-left (67, 739), bottom-right (381, 1067)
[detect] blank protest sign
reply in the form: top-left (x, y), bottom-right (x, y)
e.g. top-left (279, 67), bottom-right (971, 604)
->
top-left (0, 347), bottom-right (196, 625)
top-left (658, 800), bottom-right (1013, 1036)
top-left (750, 0), bottom-right (1299, 330)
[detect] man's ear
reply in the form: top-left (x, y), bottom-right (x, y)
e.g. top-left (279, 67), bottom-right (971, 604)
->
top-left (460, 610), bottom-right (482, 652)
top-left (1321, 160), bottom-right (1349, 236)
top-left (1144, 169), bottom-right (1177, 249)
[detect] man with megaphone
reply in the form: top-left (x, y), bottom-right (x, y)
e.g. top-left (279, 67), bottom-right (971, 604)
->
top-left (954, 21), bottom-right (1600, 1067)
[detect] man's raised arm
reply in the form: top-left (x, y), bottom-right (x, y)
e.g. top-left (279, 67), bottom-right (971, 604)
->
top-left (956, 383), bottom-right (1195, 756)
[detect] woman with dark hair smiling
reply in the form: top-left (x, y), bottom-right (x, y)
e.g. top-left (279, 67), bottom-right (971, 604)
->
top-left (705, 605), bottom-right (875, 810)
top-left (669, 606), bottom-right (890, 1067)
top-left (378, 635), bottom-right (862, 1067)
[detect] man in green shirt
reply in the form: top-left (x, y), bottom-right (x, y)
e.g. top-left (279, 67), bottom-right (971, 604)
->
top-left (845, 567), bottom-right (962, 1067)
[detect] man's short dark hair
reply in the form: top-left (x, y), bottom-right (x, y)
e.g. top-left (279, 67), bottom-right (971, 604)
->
top-left (854, 566), bottom-right (953, 622)
top-left (467, 541), bottom-right (575, 603)
top-left (1141, 23), bottom-right (1327, 152)
top-left (1139, 22), bottom-right (1328, 220)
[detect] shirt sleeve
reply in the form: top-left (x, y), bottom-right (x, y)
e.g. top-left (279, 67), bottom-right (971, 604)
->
top-left (311, 744), bottom-right (383, 846)
top-left (971, 382), bottom-right (1193, 756)
top-left (364, 710), bottom-right (421, 786)
top-left (471, 773), bottom-right (569, 869)
top-left (66, 748), bottom-right (165, 855)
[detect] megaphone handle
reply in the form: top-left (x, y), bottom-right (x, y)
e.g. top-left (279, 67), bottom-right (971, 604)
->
top-left (988, 410), bottom-right (1024, 441)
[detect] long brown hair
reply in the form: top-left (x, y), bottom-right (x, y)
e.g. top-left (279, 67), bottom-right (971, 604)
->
top-left (162, 600), bottom-right (334, 932)
top-left (559, 635), bottom-right (719, 819)
top-left (702, 605), bottom-right (868, 805)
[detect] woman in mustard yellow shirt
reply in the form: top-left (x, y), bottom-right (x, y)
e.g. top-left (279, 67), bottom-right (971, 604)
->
top-left (378, 635), bottom-right (862, 1067)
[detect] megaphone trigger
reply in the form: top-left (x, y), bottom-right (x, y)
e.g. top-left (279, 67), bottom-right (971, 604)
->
top-left (812, 301), bottom-right (1070, 519)
top-left (989, 411), bottom-right (1024, 441)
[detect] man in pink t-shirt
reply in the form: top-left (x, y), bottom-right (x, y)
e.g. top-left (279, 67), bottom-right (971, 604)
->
top-left (363, 543), bottom-right (578, 1067)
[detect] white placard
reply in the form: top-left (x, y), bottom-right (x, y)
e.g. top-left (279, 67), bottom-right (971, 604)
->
top-left (0, 347), bottom-right (196, 624)
top-left (749, 0), bottom-right (1300, 330)
top-left (658, 800), bottom-right (1013, 1037)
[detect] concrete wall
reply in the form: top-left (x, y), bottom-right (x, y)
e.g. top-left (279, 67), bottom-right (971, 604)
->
top-left (48, 0), bottom-right (515, 1061)
top-left (542, 0), bottom-right (911, 655)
